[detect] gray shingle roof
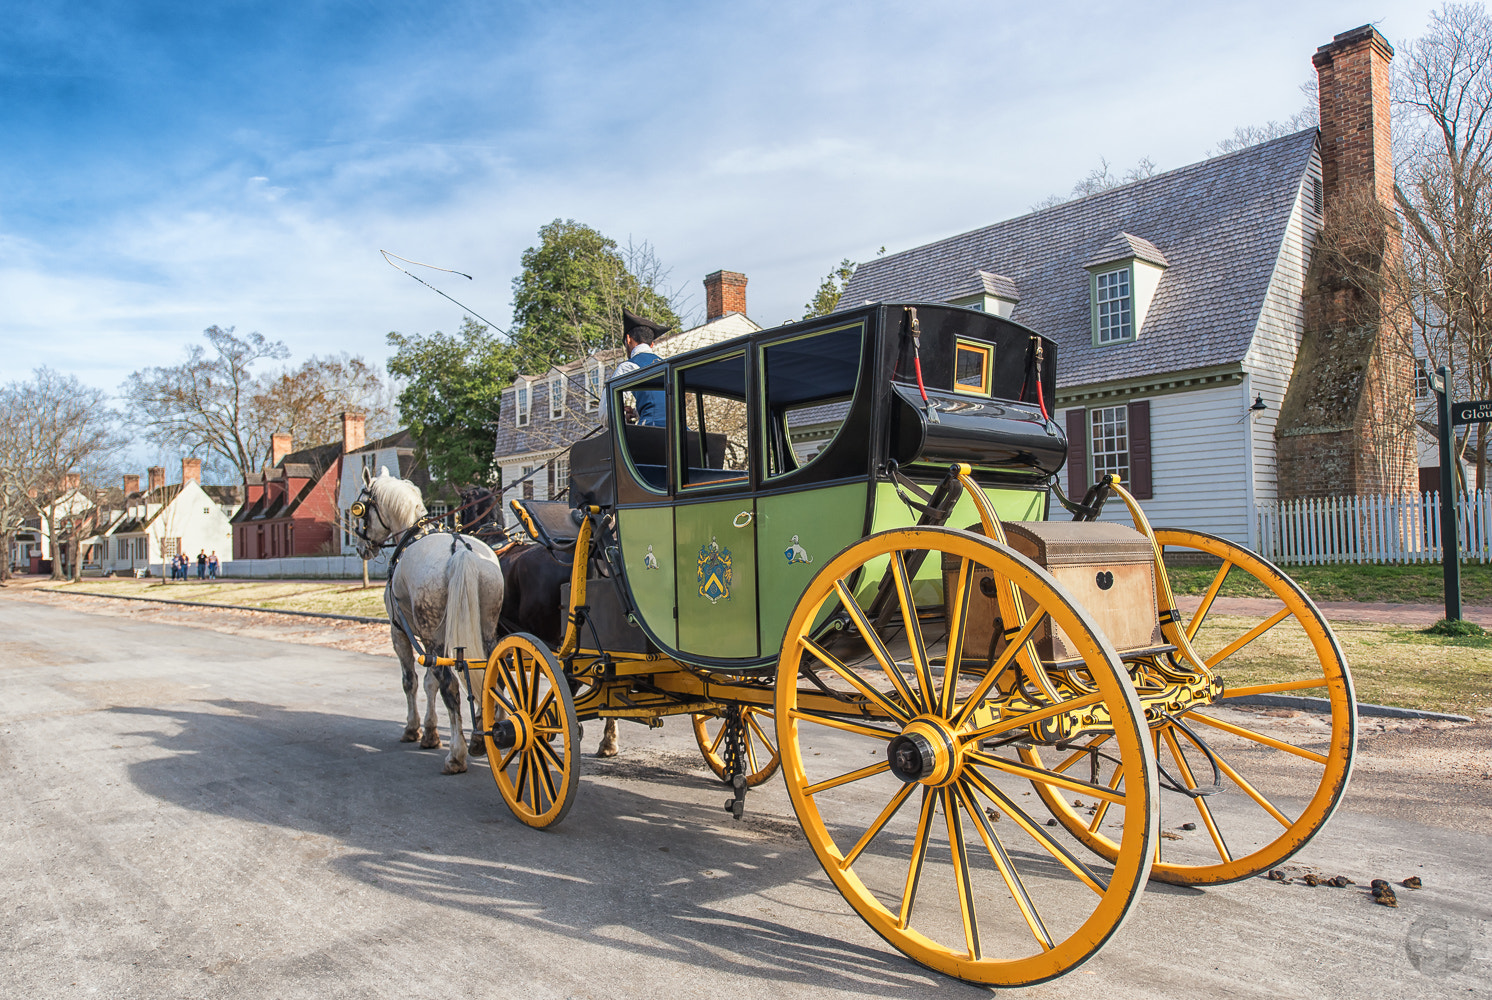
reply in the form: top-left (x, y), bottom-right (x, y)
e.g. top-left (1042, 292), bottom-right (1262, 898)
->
top-left (1084, 232), bottom-right (1169, 269)
top-left (842, 129), bottom-right (1319, 388)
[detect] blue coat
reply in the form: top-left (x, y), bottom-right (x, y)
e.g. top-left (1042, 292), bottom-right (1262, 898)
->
top-left (629, 349), bottom-right (666, 426)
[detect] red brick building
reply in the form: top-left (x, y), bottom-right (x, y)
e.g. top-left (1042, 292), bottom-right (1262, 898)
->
top-left (230, 414), bottom-right (366, 559)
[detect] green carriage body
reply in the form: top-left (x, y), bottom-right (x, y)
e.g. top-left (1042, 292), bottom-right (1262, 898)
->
top-left (569, 302), bottom-right (1065, 668)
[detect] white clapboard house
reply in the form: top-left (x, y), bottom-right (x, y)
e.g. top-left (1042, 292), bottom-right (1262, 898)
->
top-left (843, 129), bottom-right (1325, 547)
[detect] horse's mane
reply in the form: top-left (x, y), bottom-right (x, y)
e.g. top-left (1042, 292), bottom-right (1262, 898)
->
top-left (371, 473), bottom-right (428, 532)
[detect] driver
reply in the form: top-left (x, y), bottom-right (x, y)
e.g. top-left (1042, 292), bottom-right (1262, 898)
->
top-left (612, 309), bottom-right (669, 426)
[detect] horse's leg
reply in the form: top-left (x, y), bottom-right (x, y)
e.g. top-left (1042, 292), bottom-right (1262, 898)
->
top-left (392, 627), bottom-right (421, 743)
top-left (596, 717), bottom-right (619, 758)
top-left (436, 660), bottom-right (467, 775)
top-left (419, 661), bottom-right (443, 750)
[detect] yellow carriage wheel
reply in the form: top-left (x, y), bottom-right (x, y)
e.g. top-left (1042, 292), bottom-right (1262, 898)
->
top-left (1025, 529), bottom-right (1355, 885)
top-left (482, 633), bottom-right (581, 829)
top-left (691, 706), bottom-right (780, 787)
top-left (775, 527), bottom-right (1158, 987)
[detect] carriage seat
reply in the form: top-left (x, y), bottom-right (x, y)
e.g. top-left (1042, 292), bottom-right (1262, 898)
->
top-left (509, 498), bottom-right (581, 551)
top-left (621, 423), bottom-right (730, 490)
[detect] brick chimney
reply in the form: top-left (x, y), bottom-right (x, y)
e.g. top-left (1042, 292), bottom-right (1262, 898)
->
top-left (1274, 25), bottom-right (1417, 499)
top-left (63, 472), bottom-right (81, 491)
top-left (341, 412), bottom-right (366, 453)
top-left (122, 474), bottom-right (140, 494)
top-left (181, 457), bottom-right (202, 485)
top-left (147, 466), bottom-right (165, 492)
top-left (703, 270), bottom-right (748, 321)
top-left (271, 433), bottom-right (292, 467)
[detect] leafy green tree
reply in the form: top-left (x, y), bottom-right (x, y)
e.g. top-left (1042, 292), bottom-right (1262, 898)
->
top-left (510, 219), bottom-right (681, 369)
top-left (803, 258), bottom-right (858, 319)
top-left (386, 318), bottom-right (514, 486)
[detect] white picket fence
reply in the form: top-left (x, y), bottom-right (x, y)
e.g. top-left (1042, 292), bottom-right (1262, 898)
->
top-left (1256, 490), bottom-right (1492, 565)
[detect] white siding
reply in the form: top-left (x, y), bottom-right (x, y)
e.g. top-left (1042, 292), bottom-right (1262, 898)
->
top-left (100, 481), bottom-right (235, 576)
top-left (1243, 148), bottom-right (1323, 508)
top-left (1057, 382), bottom-right (1253, 544)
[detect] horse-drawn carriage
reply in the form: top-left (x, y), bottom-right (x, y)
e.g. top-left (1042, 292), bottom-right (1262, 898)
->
top-left (365, 302), bottom-right (1355, 987)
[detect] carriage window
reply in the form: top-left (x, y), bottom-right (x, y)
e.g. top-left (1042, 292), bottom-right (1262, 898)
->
top-left (613, 368), bottom-right (669, 493)
top-left (677, 353), bottom-right (749, 489)
top-left (761, 323), bottom-right (863, 478)
top-left (954, 340), bottom-right (992, 396)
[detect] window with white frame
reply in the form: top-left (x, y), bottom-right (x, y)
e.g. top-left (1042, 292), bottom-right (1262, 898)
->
top-left (1415, 357), bottom-right (1431, 401)
top-left (515, 381), bottom-right (531, 427)
top-left (584, 358), bottom-right (603, 412)
top-left (1090, 406), bottom-right (1130, 485)
top-left (521, 464), bottom-right (537, 500)
top-left (552, 456), bottom-right (568, 500)
top-left (1095, 268), bottom-right (1132, 343)
top-left (549, 373), bottom-right (565, 419)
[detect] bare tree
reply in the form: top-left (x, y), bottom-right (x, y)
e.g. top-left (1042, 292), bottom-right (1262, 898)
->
top-left (122, 326), bottom-right (288, 485)
top-left (252, 353), bottom-right (397, 446)
top-left (1394, 3), bottom-right (1492, 489)
top-left (1209, 79), bottom-right (1320, 156)
top-left (1, 369), bottom-right (125, 580)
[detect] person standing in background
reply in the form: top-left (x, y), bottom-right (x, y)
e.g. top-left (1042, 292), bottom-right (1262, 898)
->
top-left (208, 551), bottom-right (219, 579)
top-left (196, 549), bottom-right (207, 580)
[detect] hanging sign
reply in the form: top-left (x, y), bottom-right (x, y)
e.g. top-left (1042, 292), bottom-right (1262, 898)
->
top-left (1452, 399), bottom-right (1492, 425)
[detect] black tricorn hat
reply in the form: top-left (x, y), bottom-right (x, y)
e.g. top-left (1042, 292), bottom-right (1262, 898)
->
top-left (623, 308), bottom-right (670, 342)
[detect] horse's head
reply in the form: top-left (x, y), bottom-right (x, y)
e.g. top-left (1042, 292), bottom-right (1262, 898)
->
top-left (349, 465), bottom-right (427, 559)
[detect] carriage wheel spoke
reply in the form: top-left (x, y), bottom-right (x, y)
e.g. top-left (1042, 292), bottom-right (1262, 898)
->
top-left (956, 781), bottom-right (1051, 951)
top-left (1187, 561), bottom-right (1233, 641)
top-left (801, 637), bottom-right (912, 724)
top-left (514, 751), bottom-right (531, 808)
top-left (787, 709), bottom-right (898, 741)
top-left (1203, 607), bottom-right (1292, 669)
top-left (890, 552), bottom-right (937, 712)
top-left (839, 782), bottom-right (917, 870)
top-left (1187, 712), bottom-right (1328, 764)
top-left (707, 719), bottom-right (728, 754)
top-left (941, 558), bottom-right (973, 718)
top-left (744, 733), bottom-right (759, 775)
top-left (942, 786), bottom-right (982, 960)
top-left (1204, 744), bottom-right (1293, 828)
top-left (745, 712), bottom-right (776, 752)
top-left (1087, 766), bottom-right (1124, 833)
top-left (1224, 678), bottom-right (1328, 698)
top-left (495, 654), bottom-right (523, 712)
top-left (531, 687), bottom-right (556, 726)
top-left (835, 581), bottom-right (922, 714)
top-left (1162, 726), bottom-right (1230, 862)
top-left (534, 732), bottom-right (566, 772)
top-left (898, 788), bottom-right (936, 930)
top-left (965, 750), bottom-right (1127, 805)
top-left (951, 610), bottom-right (1055, 728)
top-left (496, 745), bottom-right (518, 773)
top-left (803, 760), bottom-right (891, 796)
top-left (963, 767), bottom-right (1108, 895)
top-left (534, 751), bottom-right (559, 808)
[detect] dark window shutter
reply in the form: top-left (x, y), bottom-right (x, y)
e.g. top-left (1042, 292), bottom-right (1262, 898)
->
top-left (1127, 400), bottom-right (1152, 500)
top-left (1066, 408), bottom-right (1087, 495)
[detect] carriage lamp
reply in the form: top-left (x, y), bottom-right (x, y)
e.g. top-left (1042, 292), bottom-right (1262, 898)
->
top-left (1250, 394), bottom-right (1268, 413)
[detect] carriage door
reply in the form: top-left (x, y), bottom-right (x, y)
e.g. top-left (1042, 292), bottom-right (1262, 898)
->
top-left (672, 351), bottom-right (758, 660)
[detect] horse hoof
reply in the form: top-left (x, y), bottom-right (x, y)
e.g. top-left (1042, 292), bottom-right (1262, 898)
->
top-left (468, 739), bottom-right (487, 758)
top-left (420, 735), bottom-right (442, 750)
top-left (400, 729), bottom-right (421, 743)
top-left (442, 759), bottom-right (467, 775)
top-left (596, 742), bottom-right (619, 759)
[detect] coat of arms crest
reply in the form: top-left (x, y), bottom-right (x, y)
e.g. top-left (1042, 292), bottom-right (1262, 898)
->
top-left (696, 535), bottom-right (732, 604)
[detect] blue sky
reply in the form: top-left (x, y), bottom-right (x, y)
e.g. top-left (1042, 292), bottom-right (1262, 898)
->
top-left (0, 1), bottom-right (1444, 394)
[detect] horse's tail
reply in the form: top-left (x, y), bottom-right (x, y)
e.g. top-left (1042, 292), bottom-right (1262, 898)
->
top-left (444, 544), bottom-right (487, 662)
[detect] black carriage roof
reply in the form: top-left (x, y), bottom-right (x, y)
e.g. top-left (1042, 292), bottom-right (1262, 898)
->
top-left (643, 301), bottom-right (1050, 404)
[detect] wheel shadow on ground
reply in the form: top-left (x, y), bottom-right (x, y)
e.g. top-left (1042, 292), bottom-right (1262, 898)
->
top-left (109, 699), bottom-right (987, 997)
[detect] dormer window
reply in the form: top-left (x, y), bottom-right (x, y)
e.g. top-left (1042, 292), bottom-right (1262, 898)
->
top-left (1095, 268), bottom-right (1132, 343)
top-left (947, 270), bottom-right (1019, 318)
top-left (584, 358), bottom-right (603, 412)
top-left (515, 381), bottom-right (531, 427)
top-left (548, 372), bottom-right (565, 420)
top-left (1084, 232), bottom-right (1168, 347)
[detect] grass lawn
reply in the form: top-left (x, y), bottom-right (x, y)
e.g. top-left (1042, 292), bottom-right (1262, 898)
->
top-left (1192, 613), bottom-right (1492, 717)
top-left (55, 578), bottom-right (389, 619)
top-left (1167, 560), bottom-right (1492, 605)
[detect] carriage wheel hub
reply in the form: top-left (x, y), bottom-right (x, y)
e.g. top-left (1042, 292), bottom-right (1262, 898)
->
top-left (888, 718), bottom-right (960, 786)
top-left (494, 712), bottom-right (533, 753)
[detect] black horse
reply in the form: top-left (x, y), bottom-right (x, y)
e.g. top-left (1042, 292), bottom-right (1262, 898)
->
top-left (458, 486), bottom-right (620, 757)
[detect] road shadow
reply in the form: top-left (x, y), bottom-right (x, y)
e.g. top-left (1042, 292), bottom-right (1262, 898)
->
top-left (109, 699), bottom-right (985, 997)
